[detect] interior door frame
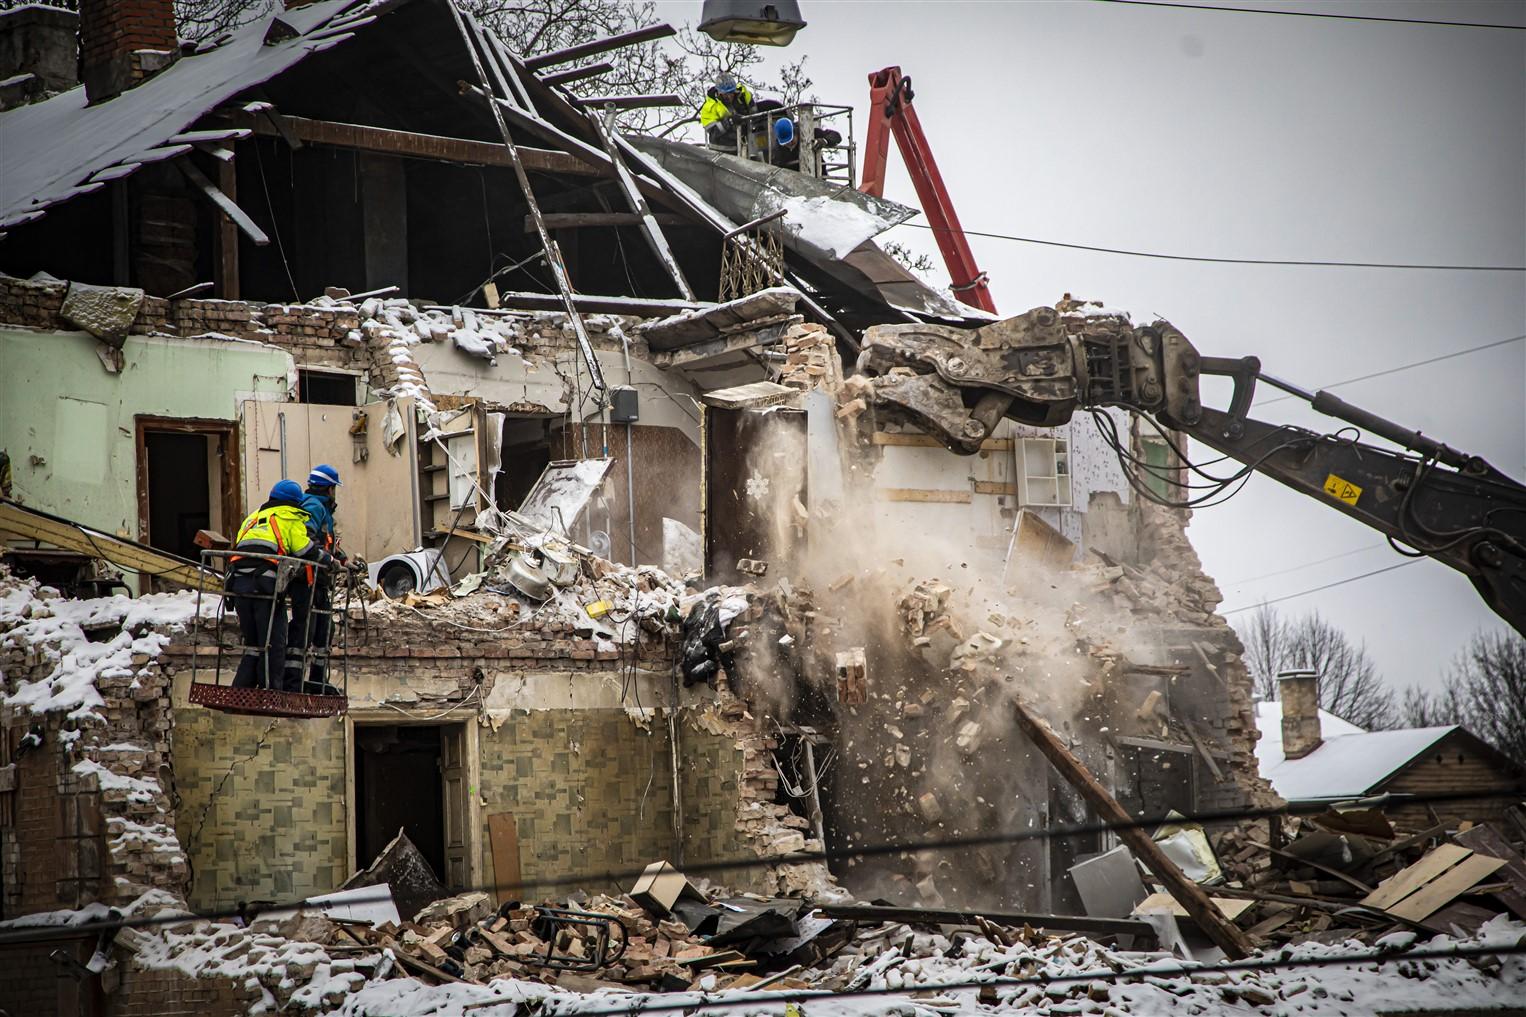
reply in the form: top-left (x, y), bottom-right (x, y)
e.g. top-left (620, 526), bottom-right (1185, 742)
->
top-left (343, 713), bottom-right (480, 894)
top-left (134, 415), bottom-right (241, 582)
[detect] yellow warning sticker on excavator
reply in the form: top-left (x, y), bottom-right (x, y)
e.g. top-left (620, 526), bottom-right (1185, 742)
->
top-left (1323, 473), bottom-right (1362, 507)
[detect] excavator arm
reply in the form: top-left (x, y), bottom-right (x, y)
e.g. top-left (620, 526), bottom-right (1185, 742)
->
top-left (856, 307), bottom-right (1526, 635)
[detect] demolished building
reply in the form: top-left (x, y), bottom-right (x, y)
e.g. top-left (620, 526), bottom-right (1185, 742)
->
top-left (2, 1), bottom-right (1522, 1015)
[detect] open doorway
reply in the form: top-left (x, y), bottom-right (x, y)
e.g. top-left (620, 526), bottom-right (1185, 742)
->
top-left (353, 722), bottom-right (469, 890)
top-left (135, 417), bottom-right (239, 581)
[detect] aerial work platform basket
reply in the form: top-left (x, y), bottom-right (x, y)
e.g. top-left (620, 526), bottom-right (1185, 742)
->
top-left (189, 550), bottom-right (354, 719)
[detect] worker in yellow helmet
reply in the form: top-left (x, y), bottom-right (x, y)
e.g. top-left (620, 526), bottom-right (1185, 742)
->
top-left (700, 73), bottom-right (755, 149)
top-left (226, 480), bottom-right (333, 692)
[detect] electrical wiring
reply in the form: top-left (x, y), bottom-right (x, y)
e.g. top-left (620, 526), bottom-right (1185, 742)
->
top-left (1218, 559), bottom-right (1424, 615)
top-left (1256, 335), bottom-right (1526, 406)
top-left (901, 221), bottom-right (1526, 272)
top-left (4, 786), bottom-right (1520, 946)
top-left (1097, 0), bottom-right (1526, 32)
top-left (542, 941), bottom-right (1526, 1017)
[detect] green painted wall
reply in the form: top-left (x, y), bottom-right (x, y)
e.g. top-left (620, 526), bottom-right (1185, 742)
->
top-left (0, 327), bottom-right (291, 539)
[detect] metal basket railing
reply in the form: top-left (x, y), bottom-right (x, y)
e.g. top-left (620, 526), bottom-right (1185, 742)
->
top-left (188, 549), bottom-right (354, 718)
top-left (731, 102), bottom-right (856, 186)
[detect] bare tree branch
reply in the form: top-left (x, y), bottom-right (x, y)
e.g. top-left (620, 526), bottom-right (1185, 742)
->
top-left (1234, 605), bottom-right (1396, 730)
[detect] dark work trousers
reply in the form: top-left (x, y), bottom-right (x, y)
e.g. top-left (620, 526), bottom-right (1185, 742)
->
top-left (228, 569), bottom-right (286, 690)
top-left (286, 573), bottom-right (333, 692)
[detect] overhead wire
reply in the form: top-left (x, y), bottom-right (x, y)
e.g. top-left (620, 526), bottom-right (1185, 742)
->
top-left (3, 786), bottom-right (1520, 946)
top-left (1224, 542), bottom-right (1386, 586)
top-left (1257, 334), bottom-right (1526, 405)
top-left (901, 221), bottom-right (1526, 272)
top-left (1219, 560), bottom-right (1423, 614)
top-left (536, 942), bottom-right (1526, 1017)
top-left (1095, 0), bottom-right (1526, 32)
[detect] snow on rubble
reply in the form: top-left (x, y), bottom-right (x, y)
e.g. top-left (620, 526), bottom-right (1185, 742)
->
top-left (320, 917), bottom-right (1526, 1017)
top-left (0, 570), bottom-right (211, 718)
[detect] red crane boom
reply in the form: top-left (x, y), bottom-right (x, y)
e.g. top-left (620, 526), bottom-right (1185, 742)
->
top-left (860, 66), bottom-right (996, 315)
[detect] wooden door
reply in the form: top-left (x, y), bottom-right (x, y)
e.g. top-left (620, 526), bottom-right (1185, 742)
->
top-left (440, 723), bottom-right (469, 889)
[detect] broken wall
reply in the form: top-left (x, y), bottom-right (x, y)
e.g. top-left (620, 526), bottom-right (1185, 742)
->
top-left (0, 572), bottom-right (191, 922)
top-left (0, 326), bottom-right (290, 571)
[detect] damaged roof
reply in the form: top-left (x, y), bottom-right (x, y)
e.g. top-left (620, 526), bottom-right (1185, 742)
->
top-left (0, 0), bottom-right (374, 233)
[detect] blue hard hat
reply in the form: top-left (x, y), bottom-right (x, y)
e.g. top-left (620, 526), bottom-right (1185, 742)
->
top-left (773, 117), bottom-right (795, 147)
top-left (717, 73), bottom-right (739, 94)
top-left (270, 479), bottom-right (303, 503)
top-left (307, 464), bottom-right (342, 487)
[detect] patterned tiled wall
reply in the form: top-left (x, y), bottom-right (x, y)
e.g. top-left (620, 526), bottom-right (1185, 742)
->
top-left (476, 711), bottom-right (675, 899)
top-left (678, 725), bottom-right (752, 885)
top-left (171, 710), bottom-right (347, 911)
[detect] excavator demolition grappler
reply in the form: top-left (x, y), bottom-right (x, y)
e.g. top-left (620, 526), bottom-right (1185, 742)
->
top-left (856, 306), bottom-right (1526, 636)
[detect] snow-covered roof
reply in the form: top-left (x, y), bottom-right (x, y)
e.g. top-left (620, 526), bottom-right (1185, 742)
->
top-left (0, 0), bottom-right (371, 233)
top-left (1253, 700), bottom-right (1456, 801)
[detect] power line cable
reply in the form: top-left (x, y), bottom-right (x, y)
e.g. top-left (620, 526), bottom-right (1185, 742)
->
top-left (901, 221), bottom-right (1526, 271)
top-left (1257, 334), bottom-right (1526, 405)
top-left (1225, 543), bottom-right (1386, 585)
top-left (545, 942), bottom-right (1526, 1017)
top-left (1220, 559), bottom-right (1422, 614)
top-left (2, 786), bottom-right (1517, 946)
top-left (1096, 0), bottom-right (1526, 32)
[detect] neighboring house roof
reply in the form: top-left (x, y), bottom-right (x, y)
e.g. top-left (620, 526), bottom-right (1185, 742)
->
top-left (1254, 700), bottom-right (1457, 801)
top-left (0, 0), bottom-right (372, 233)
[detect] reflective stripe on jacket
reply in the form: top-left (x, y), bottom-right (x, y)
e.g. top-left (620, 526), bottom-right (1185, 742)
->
top-left (233, 503), bottom-right (315, 562)
top-left (699, 84), bottom-right (753, 128)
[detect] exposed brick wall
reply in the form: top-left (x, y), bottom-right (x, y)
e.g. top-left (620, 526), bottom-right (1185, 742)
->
top-left (1, 576), bottom-right (190, 921)
top-left (109, 961), bottom-right (249, 1017)
top-left (0, 938), bottom-right (101, 1017)
top-left (78, 0), bottom-right (177, 103)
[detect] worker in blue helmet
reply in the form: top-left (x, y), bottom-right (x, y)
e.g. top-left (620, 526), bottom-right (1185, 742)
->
top-left (766, 114), bottom-right (844, 172)
top-left (227, 480), bottom-right (333, 691)
top-left (287, 464), bottom-right (347, 695)
top-left (700, 72), bottom-right (756, 149)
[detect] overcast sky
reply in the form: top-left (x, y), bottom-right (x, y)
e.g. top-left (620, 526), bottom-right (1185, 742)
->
top-left (659, 0), bottom-right (1526, 701)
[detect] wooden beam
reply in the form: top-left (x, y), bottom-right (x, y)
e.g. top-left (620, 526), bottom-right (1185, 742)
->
top-left (538, 62), bottom-right (613, 87)
top-left (577, 93), bottom-right (685, 110)
top-left (215, 157), bottom-right (239, 299)
top-left (231, 113), bottom-right (598, 177)
top-left (877, 488), bottom-right (972, 504)
top-left (872, 432), bottom-right (1013, 451)
top-left (177, 159), bottom-right (270, 246)
top-left (523, 24), bottom-right (676, 71)
top-left (0, 501), bottom-right (218, 592)
top-left (431, 291), bottom-right (706, 317)
top-left (527, 212), bottom-right (688, 231)
top-left (1011, 699), bottom-right (1255, 959)
top-left (587, 107), bottom-right (695, 300)
top-left (650, 320), bottom-right (793, 368)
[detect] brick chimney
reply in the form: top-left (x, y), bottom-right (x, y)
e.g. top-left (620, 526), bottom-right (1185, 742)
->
top-left (78, 0), bottom-right (178, 105)
top-left (0, 5), bottom-right (79, 110)
top-left (1278, 669), bottom-right (1323, 760)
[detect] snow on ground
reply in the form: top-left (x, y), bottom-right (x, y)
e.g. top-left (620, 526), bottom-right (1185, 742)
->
top-left (0, 574), bottom-right (213, 719)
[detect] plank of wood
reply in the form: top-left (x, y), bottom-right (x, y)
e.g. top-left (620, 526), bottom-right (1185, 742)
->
top-left (1387, 853), bottom-right (1506, 922)
top-left (1012, 700), bottom-right (1254, 959)
top-left (877, 488), bottom-right (973, 504)
top-left (487, 813), bottom-right (523, 904)
top-left (1361, 844), bottom-right (1472, 910)
top-left (1, 501), bottom-right (218, 591)
top-left (1131, 891), bottom-right (1254, 921)
top-left (972, 481), bottom-right (1019, 496)
top-left (1179, 718), bottom-right (1227, 783)
top-left (872, 432), bottom-right (1013, 451)
top-left (1453, 824), bottom-right (1526, 919)
top-left (231, 113), bottom-right (599, 176)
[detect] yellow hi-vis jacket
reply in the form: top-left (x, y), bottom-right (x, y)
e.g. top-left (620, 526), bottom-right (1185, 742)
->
top-left (700, 84), bottom-right (753, 128)
top-left (232, 503), bottom-right (316, 564)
